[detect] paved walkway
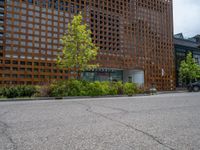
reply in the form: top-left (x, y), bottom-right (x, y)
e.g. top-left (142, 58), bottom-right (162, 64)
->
top-left (0, 92), bottom-right (200, 150)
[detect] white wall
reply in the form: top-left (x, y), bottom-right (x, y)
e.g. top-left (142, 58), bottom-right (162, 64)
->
top-left (123, 70), bottom-right (144, 86)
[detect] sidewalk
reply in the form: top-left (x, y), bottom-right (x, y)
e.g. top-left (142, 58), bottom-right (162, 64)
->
top-left (0, 89), bottom-right (189, 102)
top-left (157, 88), bottom-right (188, 94)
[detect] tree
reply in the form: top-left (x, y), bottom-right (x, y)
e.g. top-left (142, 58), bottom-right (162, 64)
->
top-left (179, 52), bottom-right (200, 84)
top-left (57, 13), bottom-right (99, 79)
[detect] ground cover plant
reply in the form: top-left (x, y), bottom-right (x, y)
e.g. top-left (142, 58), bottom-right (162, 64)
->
top-left (0, 80), bottom-right (141, 98)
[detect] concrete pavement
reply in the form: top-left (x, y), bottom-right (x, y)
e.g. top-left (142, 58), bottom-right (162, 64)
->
top-left (0, 92), bottom-right (200, 150)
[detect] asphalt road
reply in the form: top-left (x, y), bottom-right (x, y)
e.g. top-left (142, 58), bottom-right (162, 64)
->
top-left (0, 92), bottom-right (200, 150)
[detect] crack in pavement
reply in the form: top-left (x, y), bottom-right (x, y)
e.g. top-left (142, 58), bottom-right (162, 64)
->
top-left (74, 101), bottom-right (176, 150)
top-left (0, 112), bottom-right (17, 150)
top-left (95, 104), bottom-right (130, 114)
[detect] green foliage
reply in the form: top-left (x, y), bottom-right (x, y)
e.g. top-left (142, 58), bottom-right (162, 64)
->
top-left (34, 85), bottom-right (52, 97)
top-left (0, 85), bottom-right (36, 98)
top-left (50, 81), bottom-right (67, 97)
top-left (50, 80), bottom-right (87, 97)
top-left (50, 80), bottom-right (139, 97)
top-left (86, 81), bottom-right (109, 96)
top-left (0, 81), bottom-right (141, 98)
top-left (123, 82), bottom-right (137, 96)
top-left (57, 13), bottom-right (99, 76)
top-left (179, 52), bottom-right (200, 84)
top-left (109, 81), bottom-right (124, 95)
top-left (50, 80), bottom-right (69, 97)
top-left (1, 87), bottom-right (18, 98)
top-left (66, 80), bottom-right (86, 96)
top-left (16, 85), bottom-right (35, 97)
top-left (0, 87), bottom-right (3, 98)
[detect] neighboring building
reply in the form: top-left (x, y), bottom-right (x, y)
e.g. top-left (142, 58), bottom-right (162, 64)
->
top-left (0, 0), bottom-right (175, 90)
top-left (193, 35), bottom-right (200, 45)
top-left (174, 33), bottom-right (200, 87)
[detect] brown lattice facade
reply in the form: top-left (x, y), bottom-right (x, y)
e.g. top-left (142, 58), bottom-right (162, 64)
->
top-left (0, 0), bottom-right (175, 90)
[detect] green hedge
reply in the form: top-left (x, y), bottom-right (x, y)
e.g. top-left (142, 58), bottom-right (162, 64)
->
top-left (86, 81), bottom-right (109, 96)
top-left (123, 82), bottom-right (137, 96)
top-left (0, 85), bottom-right (36, 98)
top-left (49, 80), bottom-right (139, 97)
top-left (50, 80), bottom-right (86, 97)
top-left (0, 80), bottom-right (140, 98)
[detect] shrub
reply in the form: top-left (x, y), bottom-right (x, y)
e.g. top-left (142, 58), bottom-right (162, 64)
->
top-left (50, 80), bottom-right (140, 97)
top-left (0, 87), bottom-right (4, 98)
top-left (136, 88), bottom-right (145, 94)
top-left (67, 80), bottom-right (86, 96)
top-left (100, 81), bottom-right (111, 95)
top-left (85, 81), bottom-right (110, 96)
top-left (34, 85), bottom-right (52, 97)
top-left (51, 80), bottom-right (111, 97)
top-left (79, 80), bottom-right (90, 96)
top-left (109, 81), bottom-right (123, 95)
top-left (16, 85), bottom-right (36, 97)
top-left (1, 81), bottom-right (142, 98)
top-left (0, 85), bottom-right (36, 98)
top-left (86, 81), bottom-right (103, 96)
top-left (50, 80), bottom-right (69, 97)
top-left (123, 82), bottom-right (137, 96)
top-left (3, 86), bottom-right (18, 98)
top-left (85, 81), bottom-right (124, 96)
top-left (50, 80), bottom-right (86, 97)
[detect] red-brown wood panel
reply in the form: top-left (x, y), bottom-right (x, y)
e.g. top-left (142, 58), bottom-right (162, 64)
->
top-left (0, 0), bottom-right (175, 90)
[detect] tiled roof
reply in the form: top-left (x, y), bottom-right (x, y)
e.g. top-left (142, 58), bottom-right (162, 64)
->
top-left (174, 38), bottom-right (200, 48)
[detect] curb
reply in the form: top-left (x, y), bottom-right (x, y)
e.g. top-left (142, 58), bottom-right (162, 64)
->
top-left (0, 91), bottom-right (189, 102)
top-left (157, 90), bottom-right (188, 94)
top-left (0, 97), bottom-right (56, 102)
top-left (0, 94), bottom-right (148, 102)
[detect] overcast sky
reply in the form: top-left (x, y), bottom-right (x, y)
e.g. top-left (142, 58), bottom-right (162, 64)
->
top-left (173, 0), bottom-right (200, 38)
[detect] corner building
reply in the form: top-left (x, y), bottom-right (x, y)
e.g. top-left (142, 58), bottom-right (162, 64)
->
top-left (0, 0), bottom-right (175, 90)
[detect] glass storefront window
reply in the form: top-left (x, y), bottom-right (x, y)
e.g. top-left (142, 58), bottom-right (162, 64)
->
top-left (82, 72), bottom-right (95, 81)
top-left (82, 69), bottom-right (123, 82)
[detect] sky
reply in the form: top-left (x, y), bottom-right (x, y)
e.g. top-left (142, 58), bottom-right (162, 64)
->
top-left (173, 0), bottom-right (200, 38)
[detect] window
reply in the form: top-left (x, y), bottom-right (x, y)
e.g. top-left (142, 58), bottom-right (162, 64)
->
top-left (13, 61), bottom-right (18, 65)
top-left (27, 68), bottom-right (32, 72)
top-left (20, 74), bottom-right (25, 78)
top-left (27, 62), bottom-right (32, 66)
top-left (194, 54), bottom-right (200, 65)
top-left (12, 74), bottom-right (18, 78)
top-left (34, 62), bottom-right (39, 66)
top-left (5, 60), bottom-right (11, 64)
top-left (34, 75), bottom-right (38, 78)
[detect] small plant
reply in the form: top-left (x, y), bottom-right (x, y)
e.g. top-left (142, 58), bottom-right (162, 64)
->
top-left (66, 80), bottom-right (85, 96)
top-left (111, 81), bottom-right (124, 95)
top-left (123, 82), bottom-right (137, 96)
top-left (35, 85), bottom-right (52, 97)
top-left (4, 86), bottom-right (18, 98)
top-left (50, 80), bottom-right (69, 97)
top-left (50, 80), bottom-right (87, 97)
top-left (86, 81), bottom-right (106, 96)
top-left (16, 85), bottom-right (36, 97)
